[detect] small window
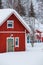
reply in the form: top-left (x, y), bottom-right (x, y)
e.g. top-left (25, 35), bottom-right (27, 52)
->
top-left (27, 36), bottom-right (29, 43)
top-left (15, 37), bottom-right (19, 47)
top-left (7, 20), bottom-right (14, 28)
top-left (37, 39), bottom-right (41, 43)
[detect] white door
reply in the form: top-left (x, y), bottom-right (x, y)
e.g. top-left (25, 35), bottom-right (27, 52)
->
top-left (7, 37), bottom-right (14, 52)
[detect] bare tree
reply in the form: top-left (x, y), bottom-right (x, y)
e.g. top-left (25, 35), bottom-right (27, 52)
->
top-left (29, 1), bottom-right (35, 17)
top-left (28, 0), bottom-right (35, 47)
top-left (16, 0), bottom-right (26, 16)
top-left (5, 0), bottom-right (12, 8)
top-left (3, 0), bottom-right (26, 16)
top-left (38, 1), bottom-right (43, 23)
top-left (0, 0), bottom-right (3, 8)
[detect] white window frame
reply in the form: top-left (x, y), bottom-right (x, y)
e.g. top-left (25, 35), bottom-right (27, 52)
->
top-left (7, 20), bottom-right (14, 28)
top-left (15, 37), bottom-right (19, 47)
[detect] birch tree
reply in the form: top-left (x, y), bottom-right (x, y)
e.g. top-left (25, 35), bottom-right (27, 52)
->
top-left (0, 0), bottom-right (3, 8)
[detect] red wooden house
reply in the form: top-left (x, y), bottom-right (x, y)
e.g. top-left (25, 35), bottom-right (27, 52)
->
top-left (0, 9), bottom-right (31, 53)
top-left (35, 20), bottom-right (43, 42)
top-left (36, 30), bottom-right (43, 42)
top-left (33, 19), bottom-right (43, 43)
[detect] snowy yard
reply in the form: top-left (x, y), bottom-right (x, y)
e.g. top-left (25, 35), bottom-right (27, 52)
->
top-left (0, 43), bottom-right (43, 65)
top-left (26, 43), bottom-right (43, 51)
top-left (0, 51), bottom-right (43, 65)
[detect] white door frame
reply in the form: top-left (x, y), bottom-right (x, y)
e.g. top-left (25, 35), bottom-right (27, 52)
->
top-left (6, 37), bottom-right (14, 52)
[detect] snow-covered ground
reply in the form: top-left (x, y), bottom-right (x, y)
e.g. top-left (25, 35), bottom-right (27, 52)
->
top-left (26, 43), bottom-right (43, 51)
top-left (0, 43), bottom-right (43, 65)
top-left (0, 51), bottom-right (43, 65)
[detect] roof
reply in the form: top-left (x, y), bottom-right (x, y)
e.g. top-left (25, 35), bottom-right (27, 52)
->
top-left (0, 9), bottom-right (31, 33)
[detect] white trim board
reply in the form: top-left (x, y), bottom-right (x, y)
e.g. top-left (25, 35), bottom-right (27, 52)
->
top-left (25, 30), bottom-right (26, 51)
top-left (0, 31), bottom-right (25, 33)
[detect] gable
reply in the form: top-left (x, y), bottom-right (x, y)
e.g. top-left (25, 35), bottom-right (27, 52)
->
top-left (0, 14), bottom-right (29, 32)
top-left (0, 9), bottom-right (31, 33)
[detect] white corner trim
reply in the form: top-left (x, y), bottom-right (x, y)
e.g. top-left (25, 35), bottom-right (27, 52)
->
top-left (6, 37), bottom-right (14, 52)
top-left (15, 37), bottom-right (19, 47)
top-left (25, 30), bottom-right (26, 51)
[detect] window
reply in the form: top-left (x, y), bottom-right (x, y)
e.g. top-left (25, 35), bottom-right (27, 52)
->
top-left (15, 37), bottom-right (19, 47)
top-left (7, 20), bottom-right (14, 28)
top-left (37, 39), bottom-right (41, 43)
top-left (34, 38), bottom-right (41, 43)
top-left (27, 35), bottom-right (30, 43)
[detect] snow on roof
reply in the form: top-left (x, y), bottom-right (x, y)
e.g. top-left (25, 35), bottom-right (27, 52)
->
top-left (0, 51), bottom-right (43, 65)
top-left (0, 9), bottom-right (31, 33)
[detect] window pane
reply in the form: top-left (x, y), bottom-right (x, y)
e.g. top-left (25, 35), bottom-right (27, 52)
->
top-left (7, 20), bottom-right (14, 28)
top-left (8, 24), bottom-right (12, 27)
top-left (38, 39), bottom-right (41, 43)
top-left (27, 41), bottom-right (29, 43)
top-left (27, 36), bottom-right (29, 43)
top-left (16, 39), bottom-right (18, 45)
top-left (16, 41), bottom-right (18, 45)
top-left (15, 37), bottom-right (19, 47)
